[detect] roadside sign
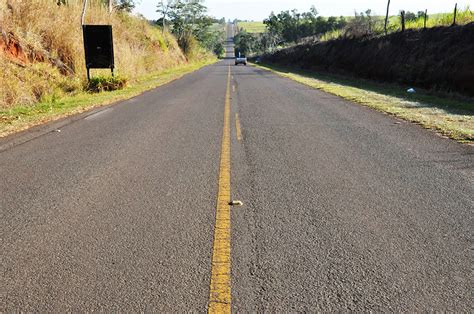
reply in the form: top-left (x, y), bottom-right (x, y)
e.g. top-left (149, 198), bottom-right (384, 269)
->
top-left (82, 25), bottom-right (114, 80)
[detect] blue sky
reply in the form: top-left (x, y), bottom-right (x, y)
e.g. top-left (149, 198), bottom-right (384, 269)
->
top-left (136, 0), bottom-right (473, 21)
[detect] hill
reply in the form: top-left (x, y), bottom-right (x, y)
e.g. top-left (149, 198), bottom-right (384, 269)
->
top-left (0, 0), bottom-right (211, 109)
top-left (262, 23), bottom-right (474, 97)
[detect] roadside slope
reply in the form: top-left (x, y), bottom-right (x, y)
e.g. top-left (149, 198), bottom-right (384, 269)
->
top-left (262, 23), bottom-right (474, 97)
top-left (0, 0), bottom-right (216, 137)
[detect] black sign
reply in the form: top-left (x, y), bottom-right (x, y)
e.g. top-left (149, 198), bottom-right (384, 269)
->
top-left (83, 25), bottom-right (114, 70)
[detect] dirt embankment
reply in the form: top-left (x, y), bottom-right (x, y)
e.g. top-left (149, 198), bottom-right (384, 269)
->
top-left (0, 0), bottom-right (191, 109)
top-left (262, 23), bottom-right (474, 96)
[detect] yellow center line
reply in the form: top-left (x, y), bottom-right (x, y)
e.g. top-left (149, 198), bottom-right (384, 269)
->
top-left (235, 113), bottom-right (242, 141)
top-left (208, 65), bottom-right (232, 313)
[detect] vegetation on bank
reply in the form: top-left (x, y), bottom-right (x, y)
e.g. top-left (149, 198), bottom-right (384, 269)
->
top-left (234, 5), bottom-right (473, 56)
top-left (0, 0), bottom-right (188, 108)
top-left (0, 59), bottom-right (216, 137)
top-left (0, 0), bottom-right (224, 136)
top-left (253, 63), bottom-right (473, 143)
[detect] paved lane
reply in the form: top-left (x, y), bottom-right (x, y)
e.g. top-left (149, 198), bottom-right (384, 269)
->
top-left (229, 64), bottom-right (473, 311)
top-left (1, 61), bottom-right (230, 311)
top-left (1, 38), bottom-right (473, 311)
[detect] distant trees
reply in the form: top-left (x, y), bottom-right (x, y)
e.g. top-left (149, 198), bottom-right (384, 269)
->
top-left (233, 6), bottom-right (348, 55)
top-left (345, 10), bottom-right (381, 37)
top-left (156, 0), bottom-right (225, 56)
top-left (263, 6), bottom-right (347, 44)
top-left (156, 0), bottom-right (174, 30)
top-left (234, 31), bottom-right (257, 55)
top-left (114, 0), bottom-right (136, 12)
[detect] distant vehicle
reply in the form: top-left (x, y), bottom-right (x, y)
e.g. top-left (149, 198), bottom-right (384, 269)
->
top-left (235, 55), bottom-right (247, 66)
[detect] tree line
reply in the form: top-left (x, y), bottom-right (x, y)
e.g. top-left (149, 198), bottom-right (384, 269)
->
top-left (234, 6), bottom-right (348, 56)
top-left (156, 0), bottom-right (225, 56)
top-left (234, 3), bottom-right (468, 57)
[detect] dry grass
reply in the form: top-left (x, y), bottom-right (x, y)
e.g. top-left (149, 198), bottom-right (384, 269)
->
top-left (0, 59), bottom-right (217, 137)
top-left (0, 0), bottom-right (204, 109)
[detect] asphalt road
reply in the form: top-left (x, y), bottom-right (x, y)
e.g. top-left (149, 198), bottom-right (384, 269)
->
top-left (1, 37), bottom-right (473, 311)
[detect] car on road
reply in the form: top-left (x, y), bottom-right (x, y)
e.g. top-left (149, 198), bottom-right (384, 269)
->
top-left (235, 55), bottom-right (247, 66)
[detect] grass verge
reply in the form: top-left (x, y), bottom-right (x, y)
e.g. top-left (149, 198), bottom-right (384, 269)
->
top-left (0, 59), bottom-right (217, 138)
top-left (252, 63), bottom-right (473, 143)
top-left (238, 21), bottom-right (266, 33)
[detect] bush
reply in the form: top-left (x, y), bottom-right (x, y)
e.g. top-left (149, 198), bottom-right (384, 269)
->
top-left (85, 76), bottom-right (128, 93)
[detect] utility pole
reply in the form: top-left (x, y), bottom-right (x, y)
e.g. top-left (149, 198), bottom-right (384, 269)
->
top-left (384, 0), bottom-right (391, 35)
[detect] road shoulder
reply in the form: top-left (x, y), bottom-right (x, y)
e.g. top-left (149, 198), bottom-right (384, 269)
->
top-left (251, 63), bottom-right (473, 144)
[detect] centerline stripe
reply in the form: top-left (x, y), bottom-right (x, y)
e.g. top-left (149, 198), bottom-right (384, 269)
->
top-left (208, 65), bottom-right (232, 313)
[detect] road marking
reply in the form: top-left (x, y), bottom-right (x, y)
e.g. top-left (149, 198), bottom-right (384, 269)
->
top-left (208, 65), bottom-right (232, 313)
top-left (235, 113), bottom-right (242, 141)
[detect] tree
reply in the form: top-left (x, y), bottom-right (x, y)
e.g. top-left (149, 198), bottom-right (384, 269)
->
top-left (404, 11), bottom-right (417, 21)
top-left (157, 0), bottom-right (175, 30)
top-left (234, 30), bottom-right (257, 55)
top-left (115, 0), bottom-right (135, 12)
top-left (345, 10), bottom-right (380, 37)
top-left (165, 0), bottom-right (224, 56)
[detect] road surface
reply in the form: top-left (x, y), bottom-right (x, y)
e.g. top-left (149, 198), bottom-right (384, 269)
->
top-left (1, 35), bottom-right (473, 312)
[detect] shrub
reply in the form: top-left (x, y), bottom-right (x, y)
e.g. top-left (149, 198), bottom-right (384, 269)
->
top-left (85, 76), bottom-right (128, 93)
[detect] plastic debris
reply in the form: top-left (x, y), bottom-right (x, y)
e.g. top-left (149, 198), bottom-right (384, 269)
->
top-left (229, 200), bottom-right (243, 206)
top-left (407, 88), bottom-right (416, 93)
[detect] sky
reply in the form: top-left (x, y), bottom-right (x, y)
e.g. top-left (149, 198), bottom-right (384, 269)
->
top-left (136, 0), bottom-right (473, 21)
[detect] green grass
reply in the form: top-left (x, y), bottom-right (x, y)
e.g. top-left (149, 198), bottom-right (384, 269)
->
top-left (321, 8), bottom-right (473, 41)
top-left (238, 21), bottom-right (266, 33)
top-left (0, 59), bottom-right (217, 137)
top-left (85, 76), bottom-right (128, 93)
top-left (394, 8), bottom-right (473, 30)
top-left (211, 23), bottom-right (226, 33)
top-left (252, 63), bottom-right (473, 143)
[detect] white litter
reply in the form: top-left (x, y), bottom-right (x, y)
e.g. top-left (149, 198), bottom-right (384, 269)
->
top-left (407, 88), bottom-right (416, 93)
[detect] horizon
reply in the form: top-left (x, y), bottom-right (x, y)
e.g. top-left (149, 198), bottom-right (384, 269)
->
top-left (135, 0), bottom-right (473, 21)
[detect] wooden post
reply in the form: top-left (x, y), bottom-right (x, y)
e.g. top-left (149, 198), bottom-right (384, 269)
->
top-left (424, 9), bottom-right (427, 29)
top-left (81, 0), bottom-right (88, 25)
top-left (384, 0), bottom-right (391, 35)
top-left (108, 0), bottom-right (113, 13)
top-left (453, 3), bottom-right (458, 26)
top-left (401, 11), bottom-right (405, 32)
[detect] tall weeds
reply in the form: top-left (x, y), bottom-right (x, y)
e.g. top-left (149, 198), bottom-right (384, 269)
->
top-left (0, 0), bottom-right (190, 108)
